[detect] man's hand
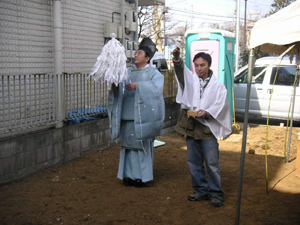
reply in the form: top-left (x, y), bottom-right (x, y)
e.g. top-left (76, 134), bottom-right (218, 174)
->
top-left (125, 82), bottom-right (138, 91)
top-left (195, 109), bottom-right (208, 118)
top-left (173, 47), bottom-right (180, 61)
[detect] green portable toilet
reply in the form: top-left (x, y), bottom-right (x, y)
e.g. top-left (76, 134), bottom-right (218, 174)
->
top-left (185, 29), bottom-right (235, 122)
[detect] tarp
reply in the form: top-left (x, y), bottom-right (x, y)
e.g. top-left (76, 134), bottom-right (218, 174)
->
top-left (249, 0), bottom-right (300, 55)
top-left (236, 1), bottom-right (300, 224)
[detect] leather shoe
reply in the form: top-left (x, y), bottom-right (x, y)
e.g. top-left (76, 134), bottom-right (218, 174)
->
top-left (123, 178), bottom-right (135, 186)
top-left (134, 179), bottom-right (151, 188)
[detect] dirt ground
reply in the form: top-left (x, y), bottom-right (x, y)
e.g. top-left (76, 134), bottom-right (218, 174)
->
top-left (1, 122), bottom-right (300, 225)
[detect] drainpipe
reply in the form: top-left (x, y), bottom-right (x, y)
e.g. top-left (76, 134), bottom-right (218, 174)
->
top-left (53, 0), bottom-right (62, 74)
top-left (120, 0), bottom-right (125, 46)
top-left (53, 0), bottom-right (64, 128)
top-left (135, 0), bottom-right (138, 43)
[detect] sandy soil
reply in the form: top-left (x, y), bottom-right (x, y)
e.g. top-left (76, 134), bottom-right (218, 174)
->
top-left (1, 122), bottom-right (300, 225)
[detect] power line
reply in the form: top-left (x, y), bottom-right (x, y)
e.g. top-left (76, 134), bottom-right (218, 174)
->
top-left (168, 1), bottom-right (267, 26)
top-left (169, 11), bottom-right (234, 23)
top-left (170, 4), bottom-right (267, 22)
top-left (168, 15), bottom-right (260, 28)
top-left (171, 7), bottom-right (234, 19)
top-left (247, 0), bottom-right (271, 7)
top-left (168, 0), bottom-right (187, 5)
top-left (230, 0), bottom-right (271, 7)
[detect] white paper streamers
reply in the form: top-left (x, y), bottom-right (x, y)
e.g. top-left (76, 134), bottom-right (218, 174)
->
top-left (88, 33), bottom-right (129, 87)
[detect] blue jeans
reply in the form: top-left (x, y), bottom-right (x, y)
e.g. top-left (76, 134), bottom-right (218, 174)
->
top-left (186, 136), bottom-right (224, 200)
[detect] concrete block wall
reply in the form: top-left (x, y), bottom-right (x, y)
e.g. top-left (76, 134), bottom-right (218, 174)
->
top-left (0, 117), bottom-right (111, 185)
top-left (0, 102), bottom-right (181, 185)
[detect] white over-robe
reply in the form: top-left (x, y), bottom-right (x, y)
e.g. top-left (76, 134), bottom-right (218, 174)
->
top-left (176, 65), bottom-right (232, 139)
top-left (108, 66), bottom-right (165, 182)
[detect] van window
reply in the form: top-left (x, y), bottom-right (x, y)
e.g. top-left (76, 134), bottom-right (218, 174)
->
top-left (270, 66), bottom-right (298, 86)
top-left (234, 66), bottom-right (266, 84)
top-left (152, 59), bottom-right (168, 71)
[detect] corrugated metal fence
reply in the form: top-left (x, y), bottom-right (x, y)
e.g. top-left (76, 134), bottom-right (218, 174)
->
top-left (0, 70), bottom-right (177, 139)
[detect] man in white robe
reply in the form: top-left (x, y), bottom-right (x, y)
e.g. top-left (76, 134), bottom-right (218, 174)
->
top-left (172, 47), bottom-right (231, 207)
top-left (108, 46), bottom-right (165, 188)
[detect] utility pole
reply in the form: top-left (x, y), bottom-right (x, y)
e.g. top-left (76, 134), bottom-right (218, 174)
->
top-left (191, 4), bottom-right (193, 30)
top-left (243, 0), bottom-right (247, 52)
top-left (164, 5), bottom-right (166, 54)
top-left (235, 0), bottom-right (240, 72)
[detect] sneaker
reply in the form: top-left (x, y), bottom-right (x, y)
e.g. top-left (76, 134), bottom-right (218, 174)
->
top-left (210, 197), bottom-right (223, 207)
top-left (187, 193), bottom-right (210, 201)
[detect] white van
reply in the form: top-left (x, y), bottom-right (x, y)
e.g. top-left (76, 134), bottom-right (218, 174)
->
top-left (150, 52), bottom-right (168, 71)
top-left (234, 56), bottom-right (299, 121)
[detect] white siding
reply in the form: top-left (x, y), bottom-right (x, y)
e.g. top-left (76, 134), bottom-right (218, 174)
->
top-left (62, 0), bottom-right (134, 73)
top-left (0, 0), bottom-right (53, 75)
top-left (0, 0), bottom-right (136, 75)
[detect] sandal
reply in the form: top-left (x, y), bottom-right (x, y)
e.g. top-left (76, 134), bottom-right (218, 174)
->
top-left (210, 197), bottom-right (223, 207)
top-left (187, 193), bottom-right (210, 201)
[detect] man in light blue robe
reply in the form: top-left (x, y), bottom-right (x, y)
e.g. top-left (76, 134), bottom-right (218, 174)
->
top-left (108, 46), bottom-right (165, 187)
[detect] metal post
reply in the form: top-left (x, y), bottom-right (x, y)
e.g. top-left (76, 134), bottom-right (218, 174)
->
top-left (1, 76), bottom-right (4, 133)
top-left (235, 48), bottom-right (255, 225)
top-left (34, 75), bottom-right (37, 125)
top-left (164, 5), bottom-right (166, 55)
top-left (29, 75), bottom-right (32, 126)
top-left (39, 75), bottom-right (41, 124)
top-left (48, 75), bottom-right (51, 122)
top-left (53, 0), bottom-right (63, 128)
top-left (235, 0), bottom-right (240, 72)
top-left (19, 75), bottom-right (22, 128)
top-left (13, 76), bottom-right (16, 127)
top-left (24, 75), bottom-right (28, 127)
top-left (243, 0), bottom-right (247, 52)
top-left (8, 76), bottom-right (11, 129)
top-left (287, 50), bottom-right (300, 162)
top-left (191, 4), bottom-right (193, 30)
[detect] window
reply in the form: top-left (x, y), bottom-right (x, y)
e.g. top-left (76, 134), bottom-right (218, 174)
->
top-left (270, 66), bottom-right (298, 86)
top-left (234, 66), bottom-right (266, 84)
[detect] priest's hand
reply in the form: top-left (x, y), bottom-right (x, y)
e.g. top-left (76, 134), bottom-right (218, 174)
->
top-left (125, 82), bottom-right (138, 91)
top-left (173, 47), bottom-right (180, 61)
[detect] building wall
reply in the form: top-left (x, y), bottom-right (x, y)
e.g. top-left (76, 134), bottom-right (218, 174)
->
top-left (62, 0), bottom-right (134, 73)
top-left (0, 0), bottom-right (135, 75)
top-left (0, 0), bottom-right (53, 75)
